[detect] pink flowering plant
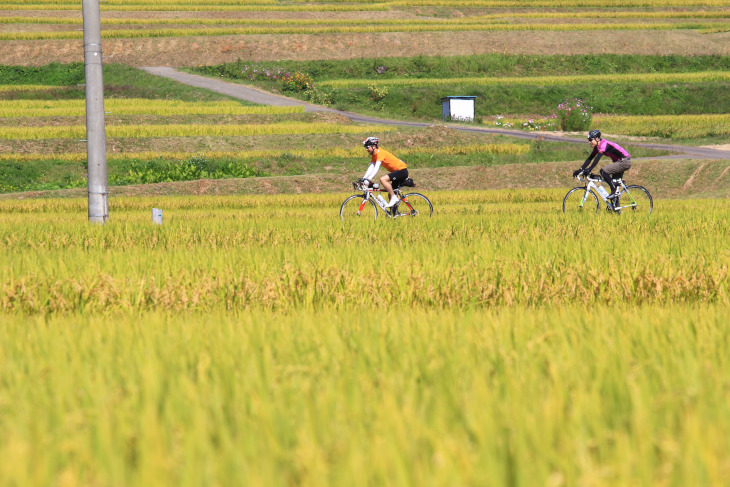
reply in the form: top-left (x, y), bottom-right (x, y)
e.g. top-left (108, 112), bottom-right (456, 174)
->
top-left (556, 98), bottom-right (593, 131)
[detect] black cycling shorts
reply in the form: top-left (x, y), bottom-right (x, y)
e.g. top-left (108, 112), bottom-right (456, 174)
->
top-left (387, 168), bottom-right (409, 186)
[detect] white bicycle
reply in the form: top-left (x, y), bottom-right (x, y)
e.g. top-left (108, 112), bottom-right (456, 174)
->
top-left (563, 173), bottom-right (653, 215)
top-left (339, 178), bottom-right (433, 221)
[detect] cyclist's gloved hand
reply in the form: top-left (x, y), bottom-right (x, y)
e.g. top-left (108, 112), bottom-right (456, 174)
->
top-left (573, 168), bottom-right (583, 177)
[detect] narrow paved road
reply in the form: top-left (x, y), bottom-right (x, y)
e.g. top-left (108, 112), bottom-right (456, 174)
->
top-left (142, 67), bottom-right (730, 160)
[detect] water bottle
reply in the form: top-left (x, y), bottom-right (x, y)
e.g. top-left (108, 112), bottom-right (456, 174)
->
top-left (596, 185), bottom-right (609, 200)
top-left (376, 194), bottom-right (387, 208)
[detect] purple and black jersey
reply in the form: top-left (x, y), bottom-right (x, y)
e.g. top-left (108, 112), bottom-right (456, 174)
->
top-left (582, 139), bottom-right (630, 172)
top-left (590, 139), bottom-right (630, 162)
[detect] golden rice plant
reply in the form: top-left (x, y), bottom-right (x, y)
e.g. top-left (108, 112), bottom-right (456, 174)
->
top-left (0, 193), bottom-right (727, 314)
top-left (594, 113), bottom-right (730, 138)
top-left (2, 2), bottom-right (387, 11)
top-left (485, 113), bottom-right (730, 138)
top-left (0, 99), bottom-right (305, 117)
top-left (9, 0), bottom-right (277, 4)
top-left (320, 70), bottom-right (730, 88)
top-left (1, 305), bottom-right (729, 486)
top-left (382, 0), bottom-right (730, 5)
top-left (0, 122), bottom-right (398, 140)
top-left (483, 10), bottom-right (730, 20)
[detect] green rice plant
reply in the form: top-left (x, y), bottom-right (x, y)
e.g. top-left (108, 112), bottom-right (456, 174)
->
top-left (0, 84), bottom-right (59, 92)
top-left (0, 99), bottom-right (304, 117)
top-left (109, 156), bottom-right (264, 185)
top-left (0, 122), bottom-right (398, 140)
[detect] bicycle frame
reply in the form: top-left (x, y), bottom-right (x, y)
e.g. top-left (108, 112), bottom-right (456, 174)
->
top-left (575, 174), bottom-right (638, 211)
top-left (611, 181), bottom-right (641, 211)
top-left (354, 186), bottom-right (415, 218)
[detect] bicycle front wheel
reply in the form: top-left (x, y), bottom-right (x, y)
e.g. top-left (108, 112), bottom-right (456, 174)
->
top-left (618, 185), bottom-right (653, 215)
top-left (563, 187), bottom-right (600, 214)
top-left (396, 192), bottom-right (433, 217)
top-left (340, 195), bottom-right (378, 221)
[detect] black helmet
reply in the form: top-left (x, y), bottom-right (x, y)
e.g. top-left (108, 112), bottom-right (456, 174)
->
top-left (363, 136), bottom-right (379, 148)
top-left (587, 130), bottom-right (601, 140)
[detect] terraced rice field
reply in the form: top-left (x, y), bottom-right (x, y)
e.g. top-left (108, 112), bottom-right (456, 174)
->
top-left (1, 3), bottom-right (728, 483)
top-left (1, 0), bottom-right (728, 65)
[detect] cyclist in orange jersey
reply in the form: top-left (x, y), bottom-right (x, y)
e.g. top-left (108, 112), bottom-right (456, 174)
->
top-left (361, 136), bottom-right (408, 208)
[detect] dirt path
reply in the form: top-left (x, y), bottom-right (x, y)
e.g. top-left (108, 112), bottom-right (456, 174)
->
top-left (143, 67), bottom-right (730, 161)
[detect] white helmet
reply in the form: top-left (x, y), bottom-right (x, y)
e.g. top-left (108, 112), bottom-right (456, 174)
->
top-left (363, 136), bottom-right (379, 148)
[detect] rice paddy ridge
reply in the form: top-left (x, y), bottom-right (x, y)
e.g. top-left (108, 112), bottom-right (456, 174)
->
top-left (3, 10), bottom-right (728, 25)
top-left (6, 0), bottom-right (730, 6)
top-left (3, 21), bottom-right (729, 40)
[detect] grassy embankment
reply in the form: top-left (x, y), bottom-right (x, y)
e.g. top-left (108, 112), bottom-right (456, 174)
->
top-left (1, 192), bottom-right (729, 486)
top-left (194, 53), bottom-right (730, 142)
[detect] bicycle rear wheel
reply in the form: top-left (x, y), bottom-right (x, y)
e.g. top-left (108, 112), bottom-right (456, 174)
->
top-left (617, 185), bottom-right (653, 215)
top-left (563, 187), bottom-right (600, 214)
top-left (340, 195), bottom-right (378, 221)
top-left (396, 192), bottom-right (433, 217)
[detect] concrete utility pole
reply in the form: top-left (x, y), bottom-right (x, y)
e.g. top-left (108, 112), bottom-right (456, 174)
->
top-left (82, 0), bottom-right (108, 223)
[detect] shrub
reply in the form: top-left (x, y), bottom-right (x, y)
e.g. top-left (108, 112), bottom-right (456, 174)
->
top-left (302, 86), bottom-right (334, 106)
top-left (280, 72), bottom-right (314, 93)
top-left (368, 84), bottom-right (388, 102)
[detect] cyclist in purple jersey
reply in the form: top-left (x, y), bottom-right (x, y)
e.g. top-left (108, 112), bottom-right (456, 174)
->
top-left (573, 129), bottom-right (631, 201)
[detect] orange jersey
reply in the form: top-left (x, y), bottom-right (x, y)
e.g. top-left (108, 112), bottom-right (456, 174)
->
top-left (371, 148), bottom-right (406, 172)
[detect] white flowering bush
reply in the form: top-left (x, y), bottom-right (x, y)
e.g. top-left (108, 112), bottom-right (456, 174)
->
top-left (493, 115), bottom-right (513, 128)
